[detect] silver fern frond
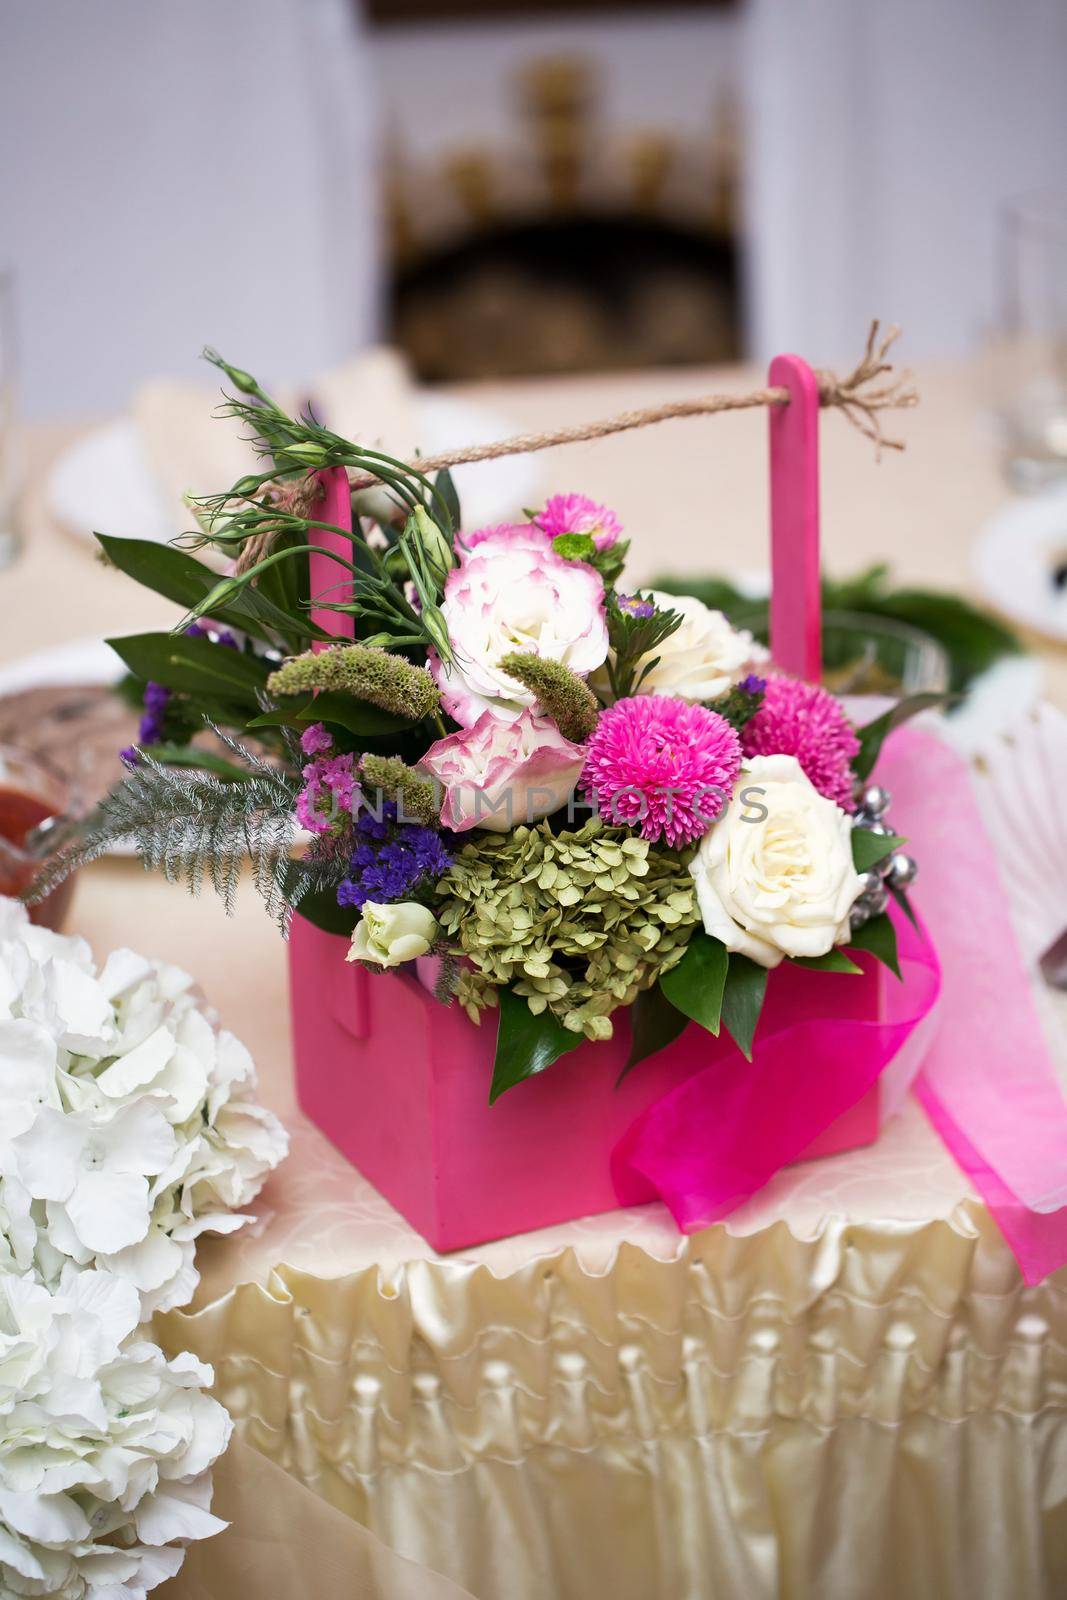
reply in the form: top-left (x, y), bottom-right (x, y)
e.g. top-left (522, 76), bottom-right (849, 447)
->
top-left (26, 742), bottom-right (303, 930)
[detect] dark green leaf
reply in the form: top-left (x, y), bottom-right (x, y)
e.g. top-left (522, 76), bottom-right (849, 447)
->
top-left (790, 948), bottom-right (864, 974)
top-left (621, 982), bottom-right (689, 1080)
top-left (659, 933), bottom-right (728, 1035)
top-left (846, 913), bottom-right (901, 978)
top-left (889, 883), bottom-right (919, 928)
top-left (107, 632), bottom-right (270, 708)
top-left (854, 693), bottom-right (951, 782)
top-left (490, 988), bottom-right (583, 1103)
top-left (851, 829), bottom-right (907, 873)
top-left (96, 534), bottom-right (314, 644)
top-left (720, 955), bottom-right (769, 1060)
top-left (285, 877), bottom-right (359, 938)
top-left (247, 691), bottom-right (412, 738)
top-left (434, 468), bottom-right (462, 533)
top-left (147, 744), bottom-right (253, 782)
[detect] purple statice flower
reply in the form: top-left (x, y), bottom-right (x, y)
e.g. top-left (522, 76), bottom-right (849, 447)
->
top-left (185, 622), bottom-right (237, 649)
top-left (615, 593), bottom-right (656, 620)
top-left (300, 721), bottom-right (333, 756)
top-left (297, 752), bottom-right (358, 835)
top-left (137, 680), bottom-right (171, 744)
top-left (121, 622), bottom-right (240, 766)
top-left (336, 805), bottom-right (453, 909)
top-left (739, 673), bottom-right (767, 696)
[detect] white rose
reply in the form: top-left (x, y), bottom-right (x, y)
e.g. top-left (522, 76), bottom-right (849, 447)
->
top-left (689, 753), bottom-right (865, 968)
top-left (347, 901), bottom-right (439, 968)
top-left (613, 590), bottom-right (766, 703)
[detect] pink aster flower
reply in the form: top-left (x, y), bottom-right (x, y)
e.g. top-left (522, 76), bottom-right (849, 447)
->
top-left (741, 675), bottom-right (859, 811)
top-left (535, 493), bottom-right (622, 551)
top-left (582, 696), bottom-right (742, 847)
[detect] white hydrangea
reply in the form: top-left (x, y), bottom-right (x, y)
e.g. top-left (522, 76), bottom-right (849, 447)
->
top-left (0, 897), bottom-right (289, 1315)
top-left (0, 1265), bottom-right (231, 1600)
top-left (0, 896), bottom-right (290, 1598)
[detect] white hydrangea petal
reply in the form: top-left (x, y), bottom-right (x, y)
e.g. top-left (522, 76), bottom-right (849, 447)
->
top-left (41, 958), bottom-right (115, 1051)
top-left (133, 1474), bottom-right (228, 1546)
top-left (65, 1170), bottom-right (152, 1255)
top-left (100, 1100), bottom-right (177, 1178)
top-left (0, 1487), bottom-right (91, 1543)
top-left (0, 1019), bottom-right (57, 1136)
top-left (64, 1268), bottom-right (142, 1350)
top-left (11, 1106), bottom-right (83, 1201)
top-left (99, 1229), bottom-right (186, 1295)
top-left (0, 1523), bottom-right (46, 1582)
top-left (96, 1027), bottom-right (176, 1100)
top-left (97, 949), bottom-right (154, 1002)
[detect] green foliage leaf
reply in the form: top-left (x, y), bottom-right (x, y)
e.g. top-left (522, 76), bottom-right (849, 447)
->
top-left (846, 913), bottom-right (901, 978)
top-left (146, 743), bottom-right (254, 781)
top-left (247, 691), bottom-right (412, 738)
top-left (107, 632), bottom-right (270, 709)
top-left (720, 954), bottom-right (769, 1060)
top-left (434, 468), bottom-right (462, 533)
top-left (854, 694), bottom-right (950, 782)
top-left (659, 933), bottom-right (728, 1035)
top-left (621, 982), bottom-right (689, 1080)
top-left (851, 829), bottom-right (907, 873)
top-left (490, 989), bottom-right (583, 1103)
top-left (889, 883), bottom-right (919, 928)
top-left (790, 948), bottom-right (864, 974)
top-left (96, 534), bottom-right (313, 645)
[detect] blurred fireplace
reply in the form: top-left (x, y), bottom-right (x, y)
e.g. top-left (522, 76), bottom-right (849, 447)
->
top-left (373, 35), bottom-right (742, 382)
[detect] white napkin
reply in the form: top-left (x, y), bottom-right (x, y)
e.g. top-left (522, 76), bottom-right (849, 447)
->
top-left (133, 346), bottom-right (419, 529)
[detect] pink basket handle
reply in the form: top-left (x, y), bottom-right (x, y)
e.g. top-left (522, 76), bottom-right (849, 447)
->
top-left (308, 466), bottom-right (356, 653)
top-left (768, 354), bottom-right (821, 681)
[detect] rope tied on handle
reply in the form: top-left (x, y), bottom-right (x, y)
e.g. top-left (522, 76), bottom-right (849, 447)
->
top-left (343, 319), bottom-right (915, 491)
top-left (233, 321), bottom-right (914, 574)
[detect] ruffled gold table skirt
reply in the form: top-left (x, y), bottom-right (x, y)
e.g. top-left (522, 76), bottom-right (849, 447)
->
top-left (159, 1194), bottom-right (1067, 1599)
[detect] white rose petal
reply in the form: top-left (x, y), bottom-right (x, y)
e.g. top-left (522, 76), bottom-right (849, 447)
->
top-left (690, 754), bottom-right (865, 968)
top-left (347, 901), bottom-right (439, 969)
top-left (601, 589), bottom-right (766, 704)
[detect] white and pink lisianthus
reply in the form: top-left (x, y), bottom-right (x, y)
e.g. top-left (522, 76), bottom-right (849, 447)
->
top-left (430, 524), bottom-right (609, 726)
top-left (420, 708), bottom-right (587, 832)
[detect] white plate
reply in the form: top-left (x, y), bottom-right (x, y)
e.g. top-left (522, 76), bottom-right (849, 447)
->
top-left (972, 485), bottom-right (1067, 643)
top-left (47, 396), bottom-right (542, 548)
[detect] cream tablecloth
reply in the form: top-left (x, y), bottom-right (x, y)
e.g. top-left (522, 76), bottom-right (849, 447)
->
top-left (7, 363), bottom-right (1067, 1597)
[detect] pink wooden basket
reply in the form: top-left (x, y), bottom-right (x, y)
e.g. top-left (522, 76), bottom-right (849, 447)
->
top-left (288, 358), bottom-right (886, 1251)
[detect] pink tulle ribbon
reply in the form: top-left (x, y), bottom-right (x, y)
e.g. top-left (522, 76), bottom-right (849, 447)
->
top-left (611, 727), bottom-right (1067, 1285)
top-left (611, 908), bottom-right (940, 1232)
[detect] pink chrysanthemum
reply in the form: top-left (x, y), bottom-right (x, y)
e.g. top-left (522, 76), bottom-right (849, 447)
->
top-left (536, 493), bottom-right (622, 551)
top-left (741, 675), bottom-right (859, 811)
top-left (582, 696), bottom-right (741, 847)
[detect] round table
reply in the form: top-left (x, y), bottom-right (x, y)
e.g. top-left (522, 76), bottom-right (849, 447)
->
top-left (7, 362), bottom-right (1067, 1597)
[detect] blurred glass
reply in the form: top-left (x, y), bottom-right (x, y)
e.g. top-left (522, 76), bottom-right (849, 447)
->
top-left (992, 194), bottom-right (1067, 491)
top-left (819, 612), bottom-right (950, 697)
top-left (0, 744), bottom-right (80, 931)
top-left (0, 269), bottom-right (19, 567)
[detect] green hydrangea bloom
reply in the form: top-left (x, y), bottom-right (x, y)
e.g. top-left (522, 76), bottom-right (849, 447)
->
top-left (438, 818), bottom-right (698, 1040)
